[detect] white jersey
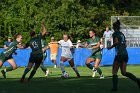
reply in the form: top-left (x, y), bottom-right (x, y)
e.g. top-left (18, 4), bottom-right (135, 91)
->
top-left (58, 39), bottom-right (73, 58)
top-left (103, 31), bottom-right (113, 38)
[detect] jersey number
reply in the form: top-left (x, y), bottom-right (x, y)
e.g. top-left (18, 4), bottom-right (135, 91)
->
top-left (32, 41), bottom-right (38, 48)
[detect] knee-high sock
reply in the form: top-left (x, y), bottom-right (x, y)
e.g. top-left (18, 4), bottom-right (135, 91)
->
top-left (72, 66), bottom-right (79, 74)
top-left (22, 68), bottom-right (30, 79)
top-left (28, 70), bottom-right (36, 80)
top-left (60, 61), bottom-right (65, 73)
top-left (86, 64), bottom-right (93, 70)
top-left (124, 72), bottom-right (137, 82)
top-left (96, 67), bottom-right (102, 75)
top-left (5, 66), bottom-right (13, 72)
top-left (40, 63), bottom-right (47, 73)
top-left (112, 75), bottom-right (118, 90)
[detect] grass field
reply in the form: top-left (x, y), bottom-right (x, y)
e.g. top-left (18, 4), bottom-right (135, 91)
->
top-left (0, 65), bottom-right (140, 93)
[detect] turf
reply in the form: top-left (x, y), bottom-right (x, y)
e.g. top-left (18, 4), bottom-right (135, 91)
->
top-left (0, 65), bottom-right (140, 93)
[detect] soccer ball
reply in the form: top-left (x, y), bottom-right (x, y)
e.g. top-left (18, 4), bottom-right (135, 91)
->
top-left (62, 72), bottom-right (69, 78)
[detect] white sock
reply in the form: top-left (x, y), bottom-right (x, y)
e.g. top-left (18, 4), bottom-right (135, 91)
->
top-left (60, 61), bottom-right (65, 73)
top-left (72, 66), bottom-right (78, 73)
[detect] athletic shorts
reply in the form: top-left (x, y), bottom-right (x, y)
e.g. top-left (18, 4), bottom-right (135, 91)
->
top-left (114, 55), bottom-right (128, 63)
top-left (0, 53), bottom-right (13, 63)
top-left (50, 53), bottom-right (57, 60)
top-left (29, 54), bottom-right (43, 64)
top-left (89, 54), bottom-right (102, 60)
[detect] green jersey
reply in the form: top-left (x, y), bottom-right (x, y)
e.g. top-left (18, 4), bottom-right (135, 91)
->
top-left (2, 40), bottom-right (18, 57)
top-left (26, 33), bottom-right (43, 55)
top-left (41, 39), bottom-right (47, 48)
top-left (87, 36), bottom-right (101, 55)
top-left (112, 31), bottom-right (128, 55)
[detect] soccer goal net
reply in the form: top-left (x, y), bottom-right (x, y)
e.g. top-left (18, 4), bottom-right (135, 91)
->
top-left (111, 16), bottom-right (140, 47)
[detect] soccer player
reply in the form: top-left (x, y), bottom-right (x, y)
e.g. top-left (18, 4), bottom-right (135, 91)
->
top-left (85, 29), bottom-right (104, 79)
top-left (0, 34), bottom-right (23, 78)
top-left (20, 21), bottom-right (48, 82)
top-left (40, 36), bottom-right (49, 76)
top-left (108, 19), bottom-right (140, 91)
top-left (58, 34), bottom-right (80, 78)
top-left (49, 37), bottom-right (59, 68)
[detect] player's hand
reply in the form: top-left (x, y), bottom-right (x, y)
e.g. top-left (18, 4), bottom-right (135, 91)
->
top-left (88, 48), bottom-right (93, 50)
top-left (14, 52), bottom-right (17, 55)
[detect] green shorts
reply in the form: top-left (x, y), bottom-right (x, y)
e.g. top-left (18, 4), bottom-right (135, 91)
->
top-left (0, 53), bottom-right (13, 63)
top-left (29, 54), bottom-right (43, 64)
top-left (89, 54), bottom-right (102, 60)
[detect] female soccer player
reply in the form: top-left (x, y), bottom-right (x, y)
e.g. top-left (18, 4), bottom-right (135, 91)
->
top-left (108, 20), bottom-right (140, 91)
top-left (58, 34), bottom-right (80, 78)
top-left (85, 29), bottom-right (104, 79)
top-left (0, 34), bottom-right (23, 78)
top-left (20, 21), bottom-right (48, 82)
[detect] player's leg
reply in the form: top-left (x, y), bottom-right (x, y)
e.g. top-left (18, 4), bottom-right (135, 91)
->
top-left (60, 56), bottom-right (67, 74)
top-left (94, 58), bottom-right (104, 79)
top-left (1, 59), bottom-right (17, 78)
top-left (111, 60), bottom-right (119, 91)
top-left (120, 61), bottom-right (140, 89)
top-left (28, 62), bottom-right (41, 81)
top-left (28, 55), bottom-right (43, 81)
top-left (52, 60), bottom-right (57, 68)
top-left (40, 53), bottom-right (49, 76)
top-left (69, 58), bottom-right (80, 78)
top-left (0, 59), bottom-right (4, 68)
top-left (85, 57), bottom-right (95, 70)
top-left (20, 62), bottom-right (33, 82)
top-left (51, 54), bottom-right (57, 68)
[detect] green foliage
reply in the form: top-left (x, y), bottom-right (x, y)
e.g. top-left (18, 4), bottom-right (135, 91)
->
top-left (0, 0), bottom-right (140, 47)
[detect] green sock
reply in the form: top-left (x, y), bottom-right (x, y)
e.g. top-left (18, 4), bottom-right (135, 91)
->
top-left (5, 66), bottom-right (13, 72)
top-left (40, 64), bottom-right (47, 73)
top-left (112, 75), bottom-right (118, 90)
top-left (125, 72), bottom-right (137, 82)
top-left (86, 64), bottom-right (93, 70)
top-left (22, 68), bottom-right (30, 79)
top-left (28, 70), bottom-right (36, 80)
top-left (96, 67), bottom-right (102, 75)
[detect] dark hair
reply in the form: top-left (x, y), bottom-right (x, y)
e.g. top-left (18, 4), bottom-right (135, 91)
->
top-left (89, 28), bottom-right (96, 34)
top-left (14, 33), bottom-right (22, 39)
top-left (113, 20), bottom-right (120, 30)
top-left (30, 31), bottom-right (36, 37)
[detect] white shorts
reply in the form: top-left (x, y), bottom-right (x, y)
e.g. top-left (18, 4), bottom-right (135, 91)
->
top-left (61, 53), bottom-right (73, 61)
top-left (50, 53), bottom-right (57, 60)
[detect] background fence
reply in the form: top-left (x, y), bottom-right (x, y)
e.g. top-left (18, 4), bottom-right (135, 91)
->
top-left (0, 48), bottom-right (140, 67)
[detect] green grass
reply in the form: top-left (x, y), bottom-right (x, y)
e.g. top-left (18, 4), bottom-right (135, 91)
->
top-left (0, 65), bottom-right (140, 93)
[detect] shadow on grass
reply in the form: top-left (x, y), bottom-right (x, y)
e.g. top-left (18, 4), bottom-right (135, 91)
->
top-left (0, 76), bottom-right (139, 93)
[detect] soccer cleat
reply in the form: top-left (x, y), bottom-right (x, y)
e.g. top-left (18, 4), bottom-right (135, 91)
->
top-left (20, 78), bottom-right (24, 83)
top-left (137, 79), bottom-right (140, 90)
top-left (100, 75), bottom-right (104, 79)
top-left (76, 73), bottom-right (81, 78)
top-left (92, 70), bottom-right (97, 77)
top-left (111, 88), bottom-right (118, 92)
top-left (1, 70), bottom-right (6, 78)
top-left (45, 69), bottom-right (49, 76)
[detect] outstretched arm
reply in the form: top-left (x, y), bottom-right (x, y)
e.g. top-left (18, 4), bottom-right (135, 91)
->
top-left (41, 21), bottom-right (47, 36)
top-left (108, 37), bottom-right (118, 50)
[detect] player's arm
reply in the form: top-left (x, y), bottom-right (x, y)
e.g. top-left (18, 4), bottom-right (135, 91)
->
top-left (42, 45), bottom-right (49, 53)
top-left (41, 21), bottom-right (47, 36)
top-left (88, 42), bottom-right (100, 50)
top-left (19, 42), bottom-right (30, 49)
top-left (108, 37), bottom-right (118, 50)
